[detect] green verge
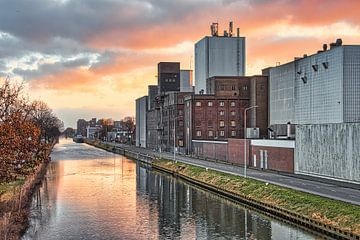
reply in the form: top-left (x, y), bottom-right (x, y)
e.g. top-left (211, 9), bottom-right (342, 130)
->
top-left (153, 159), bottom-right (360, 235)
top-left (0, 178), bottom-right (25, 201)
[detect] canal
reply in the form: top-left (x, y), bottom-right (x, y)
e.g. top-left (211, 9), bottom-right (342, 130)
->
top-left (23, 139), bottom-right (319, 239)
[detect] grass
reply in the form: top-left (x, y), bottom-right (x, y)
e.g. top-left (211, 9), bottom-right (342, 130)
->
top-left (154, 159), bottom-right (360, 235)
top-left (0, 178), bottom-right (25, 201)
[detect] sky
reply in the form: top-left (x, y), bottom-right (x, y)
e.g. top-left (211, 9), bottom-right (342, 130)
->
top-left (1, 0), bottom-right (360, 128)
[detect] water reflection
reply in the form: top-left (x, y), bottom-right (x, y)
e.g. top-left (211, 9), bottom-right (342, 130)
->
top-left (23, 139), bottom-right (318, 240)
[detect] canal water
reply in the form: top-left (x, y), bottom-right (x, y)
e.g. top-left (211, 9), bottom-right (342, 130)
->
top-left (22, 139), bottom-right (319, 240)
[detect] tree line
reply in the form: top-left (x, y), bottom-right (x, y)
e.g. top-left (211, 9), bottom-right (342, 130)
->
top-left (0, 78), bottom-right (63, 183)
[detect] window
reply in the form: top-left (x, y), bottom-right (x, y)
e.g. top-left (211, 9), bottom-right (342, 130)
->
top-left (231, 131), bottom-right (236, 137)
top-left (196, 101), bottom-right (201, 107)
top-left (178, 110), bottom-right (183, 116)
top-left (219, 110), bottom-right (225, 116)
top-left (179, 140), bottom-right (184, 147)
top-left (179, 120), bottom-right (183, 126)
top-left (231, 85), bottom-right (236, 90)
top-left (208, 120), bottom-right (213, 127)
top-left (208, 130), bottom-right (213, 137)
top-left (230, 101), bottom-right (236, 107)
top-left (231, 120), bottom-right (236, 127)
top-left (219, 121), bottom-right (225, 127)
top-left (242, 86), bottom-right (248, 91)
top-left (196, 131), bottom-right (202, 137)
top-left (178, 98), bottom-right (184, 104)
top-left (219, 101), bottom-right (224, 107)
top-left (219, 130), bottom-right (225, 137)
top-left (231, 111), bottom-right (236, 116)
top-left (208, 101), bottom-right (213, 107)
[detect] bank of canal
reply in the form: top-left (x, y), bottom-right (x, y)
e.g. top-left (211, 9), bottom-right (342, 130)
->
top-left (22, 139), bottom-right (320, 239)
top-left (86, 140), bottom-right (360, 240)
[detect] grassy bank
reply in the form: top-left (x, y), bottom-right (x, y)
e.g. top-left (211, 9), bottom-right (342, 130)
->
top-left (0, 145), bottom-right (53, 240)
top-left (154, 159), bottom-right (360, 236)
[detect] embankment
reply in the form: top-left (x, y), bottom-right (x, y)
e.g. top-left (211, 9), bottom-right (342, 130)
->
top-left (0, 146), bottom-right (53, 240)
top-left (86, 140), bottom-right (360, 240)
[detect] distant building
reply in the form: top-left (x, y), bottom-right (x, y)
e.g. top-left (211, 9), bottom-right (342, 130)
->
top-left (158, 62), bottom-right (180, 94)
top-left (136, 96), bottom-right (148, 148)
top-left (89, 118), bottom-right (97, 127)
top-left (86, 126), bottom-right (100, 139)
top-left (180, 70), bottom-right (194, 92)
top-left (269, 41), bottom-right (360, 136)
top-left (76, 119), bottom-right (88, 137)
top-left (195, 22), bottom-right (246, 94)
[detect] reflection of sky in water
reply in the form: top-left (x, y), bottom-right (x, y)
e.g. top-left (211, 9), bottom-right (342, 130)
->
top-left (23, 139), bottom-right (318, 240)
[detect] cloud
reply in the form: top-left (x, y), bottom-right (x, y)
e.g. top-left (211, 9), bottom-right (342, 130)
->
top-left (2, 0), bottom-right (360, 128)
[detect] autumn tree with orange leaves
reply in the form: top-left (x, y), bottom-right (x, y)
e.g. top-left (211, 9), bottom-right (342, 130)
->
top-left (0, 78), bottom-right (62, 183)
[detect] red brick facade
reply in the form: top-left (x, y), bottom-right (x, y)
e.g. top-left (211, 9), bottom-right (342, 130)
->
top-left (250, 146), bottom-right (294, 173)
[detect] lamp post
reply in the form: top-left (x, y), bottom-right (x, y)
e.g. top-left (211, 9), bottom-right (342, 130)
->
top-left (244, 105), bottom-right (259, 178)
top-left (173, 116), bottom-right (181, 163)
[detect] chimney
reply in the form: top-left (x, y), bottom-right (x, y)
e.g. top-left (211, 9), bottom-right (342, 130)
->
top-left (229, 21), bottom-right (233, 37)
top-left (237, 28), bottom-right (240, 37)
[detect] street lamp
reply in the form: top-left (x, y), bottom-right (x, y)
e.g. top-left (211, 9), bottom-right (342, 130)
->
top-left (173, 116), bottom-right (181, 163)
top-left (244, 105), bottom-right (259, 178)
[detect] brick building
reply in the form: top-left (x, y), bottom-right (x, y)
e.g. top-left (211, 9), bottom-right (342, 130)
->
top-left (184, 75), bottom-right (268, 154)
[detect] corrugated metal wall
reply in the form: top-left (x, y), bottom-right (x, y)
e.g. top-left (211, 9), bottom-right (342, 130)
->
top-left (269, 62), bottom-right (295, 125)
top-left (343, 46), bottom-right (360, 122)
top-left (295, 123), bottom-right (360, 183)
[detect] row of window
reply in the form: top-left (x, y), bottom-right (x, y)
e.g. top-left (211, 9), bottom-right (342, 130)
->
top-left (220, 110), bottom-right (236, 116)
top-left (196, 130), bottom-right (237, 137)
top-left (217, 85), bottom-right (248, 91)
top-left (197, 120), bottom-right (237, 127)
top-left (196, 101), bottom-right (237, 107)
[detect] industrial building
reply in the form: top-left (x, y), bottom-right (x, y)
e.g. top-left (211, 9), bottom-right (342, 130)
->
top-left (147, 85), bottom-right (158, 111)
top-left (158, 62), bottom-right (180, 94)
top-left (195, 22), bottom-right (246, 94)
top-left (180, 70), bottom-right (194, 92)
top-left (184, 75), bottom-right (268, 154)
top-left (135, 96), bottom-right (148, 148)
top-left (269, 41), bottom-right (360, 136)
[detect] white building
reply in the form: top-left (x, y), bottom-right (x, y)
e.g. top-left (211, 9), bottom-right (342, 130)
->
top-left (269, 42), bottom-right (360, 129)
top-left (135, 96), bottom-right (148, 148)
top-left (86, 126), bottom-right (101, 139)
top-left (194, 22), bottom-right (245, 94)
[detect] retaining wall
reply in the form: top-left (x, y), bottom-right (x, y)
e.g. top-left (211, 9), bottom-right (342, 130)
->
top-left (295, 123), bottom-right (360, 183)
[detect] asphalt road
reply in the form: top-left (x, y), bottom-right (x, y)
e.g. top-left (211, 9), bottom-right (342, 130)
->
top-left (109, 142), bottom-right (360, 206)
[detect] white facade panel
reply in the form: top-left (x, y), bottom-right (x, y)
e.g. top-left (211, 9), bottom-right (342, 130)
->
top-left (294, 47), bottom-right (343, 124)
top-left (343, 46), bottom-right (360, 122)
top-left (194, 39), bottom-right (207, 94)
top-left (269, 62), bottom-right (295, 125)
top-left (135, 96), bottom-right (148, 148)
top-left (195, 36), bottom-right (245, 94)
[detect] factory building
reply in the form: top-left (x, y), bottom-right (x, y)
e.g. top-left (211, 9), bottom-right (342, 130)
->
top-left (269, 41), bottom-right (360, 136)
top-left (158, 62), bottom-right (180, 94)
top-left (195, 22), bottom-right (246, 94)
top-left (135, 96), bottom-right (148, 148)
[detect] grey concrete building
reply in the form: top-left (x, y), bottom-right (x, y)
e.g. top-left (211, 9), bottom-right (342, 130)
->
top-left (195, 22), bottom-right (245, 94)
top-left (180, 70), bottom-right (194, 92)
top-left (136, 96), bottom-right (148, 148)
top-left (269, 42), bottom-right (360, 136)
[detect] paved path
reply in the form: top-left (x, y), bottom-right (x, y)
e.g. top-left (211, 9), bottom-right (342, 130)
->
top-left (108, 142), bottom-right (360, 206)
